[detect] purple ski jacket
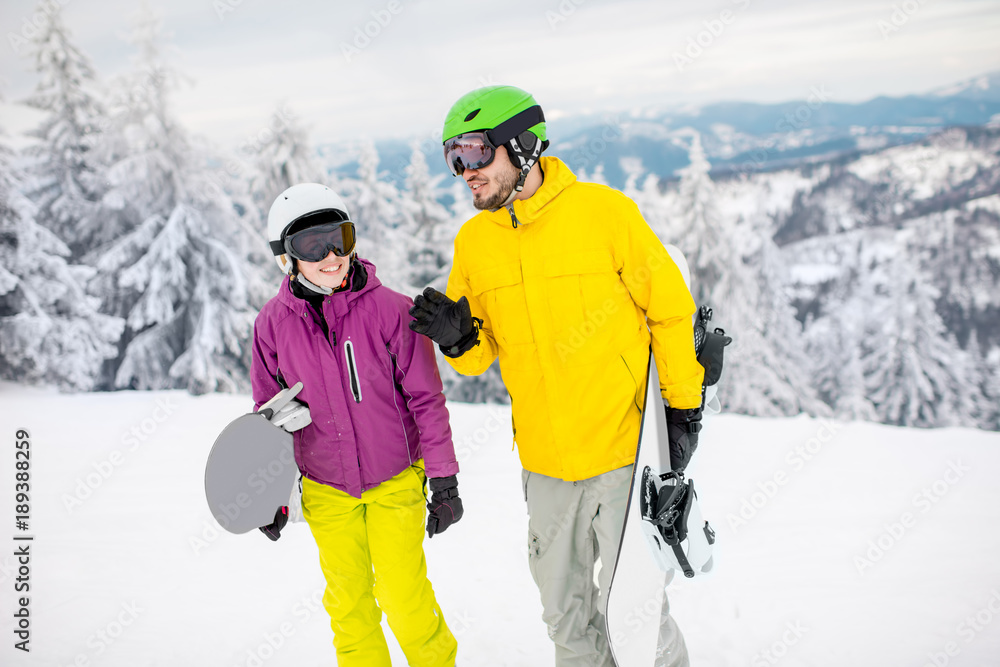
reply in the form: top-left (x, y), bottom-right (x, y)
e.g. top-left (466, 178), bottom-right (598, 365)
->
top-left (251, 258), bottom-right (459, 498)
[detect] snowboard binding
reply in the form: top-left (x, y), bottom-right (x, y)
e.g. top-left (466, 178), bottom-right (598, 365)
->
top-left (637, 304), bottom-right (729, 577)
top-left (638, 467), bottom-right (715, 578)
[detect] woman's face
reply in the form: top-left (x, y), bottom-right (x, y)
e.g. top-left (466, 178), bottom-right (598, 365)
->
top-left (297, 251), bottom-right (351, 289)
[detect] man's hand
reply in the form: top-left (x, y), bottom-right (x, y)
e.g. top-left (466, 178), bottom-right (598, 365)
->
top-left (408, 287), bottom-right (480, 357)
top-left (426, 475), bottom-right (464, 538)
top-left (665, 405), bottom-right (703, 473)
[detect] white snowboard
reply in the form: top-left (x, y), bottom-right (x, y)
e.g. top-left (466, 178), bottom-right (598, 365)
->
top-left (605, 351), bottom-right (672, 666)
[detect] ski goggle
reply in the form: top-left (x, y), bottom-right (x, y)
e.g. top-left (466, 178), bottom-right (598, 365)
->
top-left (284, 221), bottom-right (356, 262)
top-left (443, 132), bottom-right (496, 176)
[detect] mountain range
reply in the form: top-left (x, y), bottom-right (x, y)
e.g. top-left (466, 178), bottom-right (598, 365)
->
top-left (323, 70), bottom-right (1000, 192)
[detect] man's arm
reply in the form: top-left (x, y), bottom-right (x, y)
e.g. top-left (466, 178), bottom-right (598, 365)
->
top-left (617, 200), bottom-right (704, 409)
top-left (440, 254), bottom-right (499, 376)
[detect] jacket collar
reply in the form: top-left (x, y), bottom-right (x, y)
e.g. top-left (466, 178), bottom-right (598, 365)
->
top-left (276, 257), bottom-right (381, 317)
top-left (486, 156), bottom-right (577, 228)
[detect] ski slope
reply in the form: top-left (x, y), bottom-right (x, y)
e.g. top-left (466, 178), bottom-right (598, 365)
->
top-left (1, 383), bottom-right (998, 666)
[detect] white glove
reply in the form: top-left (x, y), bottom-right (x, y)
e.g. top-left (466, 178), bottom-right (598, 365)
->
top-left (259, 382), bottom-right (312, 432)
top-left (271, 400), bottom-right (311, 432)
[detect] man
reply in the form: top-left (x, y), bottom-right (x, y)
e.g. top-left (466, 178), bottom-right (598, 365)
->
top-left (409, 85), bottom-right (705, 667)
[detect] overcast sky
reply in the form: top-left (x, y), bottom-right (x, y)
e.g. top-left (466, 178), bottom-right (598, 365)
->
top-left (2, 0), bottom-right (999, 148)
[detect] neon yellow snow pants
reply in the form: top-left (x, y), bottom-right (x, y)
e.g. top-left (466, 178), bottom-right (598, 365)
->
top-left (302, 463), bottom-right (457, 667)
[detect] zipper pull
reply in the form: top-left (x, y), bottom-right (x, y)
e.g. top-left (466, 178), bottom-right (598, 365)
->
top-left (506, 204), bottom-right (519, 229)
top-left (331, 331), bottom-right (337, 345)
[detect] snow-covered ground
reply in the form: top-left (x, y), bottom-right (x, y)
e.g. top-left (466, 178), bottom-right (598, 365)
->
top-left (1, 383), bottom-right (998, 666)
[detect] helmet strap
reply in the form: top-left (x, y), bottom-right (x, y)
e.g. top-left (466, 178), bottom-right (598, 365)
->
top-left (497, 133), bottom-right (543, 209)
top-left (295, 273), bottom-right (334, 296)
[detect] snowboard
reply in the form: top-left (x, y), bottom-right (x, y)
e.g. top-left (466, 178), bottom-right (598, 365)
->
top-left (605, 351), bottom-right (673, 666)
top-left (204, 385), bottom-right (302, 534)
top-left (606, 306), bottom-right (731, 665)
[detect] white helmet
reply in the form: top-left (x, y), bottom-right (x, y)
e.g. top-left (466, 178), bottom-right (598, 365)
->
top-left (267, 183), bottom-right (353, 275)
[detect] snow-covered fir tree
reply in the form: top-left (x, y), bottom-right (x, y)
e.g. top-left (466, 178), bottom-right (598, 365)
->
top-left (87, 5), bottom-right (269, 393)
top-left (248, 105), bottom-right (326, 224)
top-left (22, 2), bottom-right (106, 255)
top-left (858, 233), bottom-right (981, 427)
top-left (983, 346), bottom-right (1000, 430)
top-left (338, 140), bottom-right (412, 292)
top-left (803, 238), bottom-right (878, 420)
top-left (648, 130), bottom-right (824, 416)
top-left (0, 119), bottom-right (123, 390)
top-left (403, 143), bottom-right (458, 290)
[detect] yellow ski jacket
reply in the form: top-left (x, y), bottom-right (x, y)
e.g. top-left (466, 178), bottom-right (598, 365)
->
top-left (445, 156), bottom-right (704, 481)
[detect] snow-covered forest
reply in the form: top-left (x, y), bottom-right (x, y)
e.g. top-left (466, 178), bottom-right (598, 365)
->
top-left (1, 4), bottom-right (996, 430)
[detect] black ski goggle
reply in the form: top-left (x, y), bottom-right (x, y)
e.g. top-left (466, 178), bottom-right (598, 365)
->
top-left (443, 132), bottom-right (496, 176)
top-left (284, 221), bottom-right (356, 262)
top-left (443, 105), bottom-right (547, 176)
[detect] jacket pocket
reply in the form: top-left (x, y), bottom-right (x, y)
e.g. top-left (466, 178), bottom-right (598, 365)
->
top-left (344, 340), bottom-right (362, 403)
top-left (543, 250), bottom-right (624, 349)
top-left (620, 347), bottom-right (646, 413)
top-left (469, 261), bottom-right (532, 345)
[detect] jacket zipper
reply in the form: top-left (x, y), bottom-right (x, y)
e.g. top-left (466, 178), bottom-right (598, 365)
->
top-left (386, 345), bottom-right (413, 465)
top-left (344, 340), bottom-right (362, 403)
top-left (506, 204), bottom-right (520, 228)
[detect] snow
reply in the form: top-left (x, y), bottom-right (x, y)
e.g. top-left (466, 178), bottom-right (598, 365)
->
top-left (788, 263), bottom-right (841, 285)
top-left (1, 384), bottom-right (998, 666)
top-left (846, 135), bottom-right (998, 201)
top-left (964, 194), bottom-right (1000, 215)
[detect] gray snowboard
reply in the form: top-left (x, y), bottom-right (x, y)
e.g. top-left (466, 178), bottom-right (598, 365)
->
top-left (204, 411), bottom-right (298, 534)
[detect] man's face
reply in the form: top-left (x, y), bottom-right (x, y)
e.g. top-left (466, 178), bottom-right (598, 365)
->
top-left (463, 144), bottom-right (519, 211)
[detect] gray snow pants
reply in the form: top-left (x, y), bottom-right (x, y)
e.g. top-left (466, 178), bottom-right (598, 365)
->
top-left (522, 465), bottom-right (689, 667)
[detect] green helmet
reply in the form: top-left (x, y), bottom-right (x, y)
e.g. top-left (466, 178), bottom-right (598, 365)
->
top-left (442, 85), bottom-right (547, 145)
top-left (442, 86), bottom-right (549, 210)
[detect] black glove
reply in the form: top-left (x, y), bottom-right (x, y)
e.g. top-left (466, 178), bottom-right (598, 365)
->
top-left (259, 506), bottom-right (288, 541)
top-left (408, 288), bottom-right (481, 358)
top-left (426, 475), bottom-right (464, 538)
top-left (665, 406), bottom-right (703, 473)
